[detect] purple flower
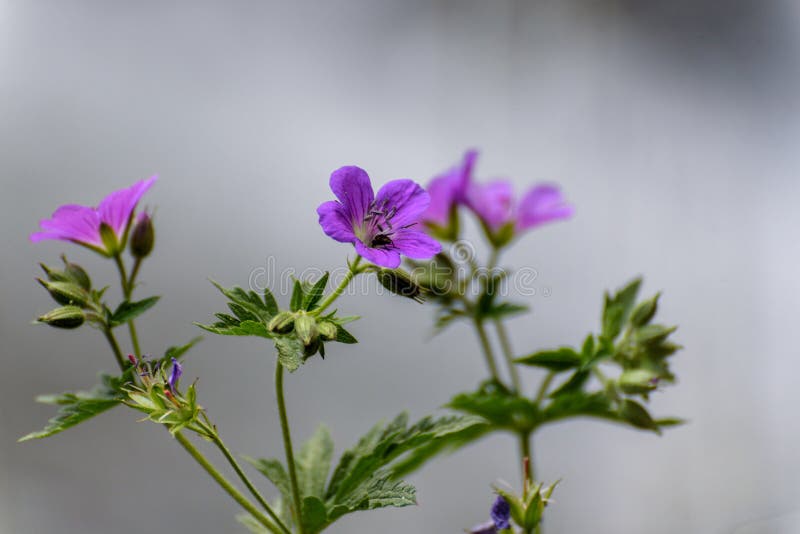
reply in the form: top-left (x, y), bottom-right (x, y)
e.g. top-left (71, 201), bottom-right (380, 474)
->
top-left (419, 149), bottom-right (477, 228)
top-left (490, 496), bottom-right (511, 530)
top-left (467, 180), bottom-right (572, 237)
top-left (168, 357), bottom-right (182, 390)
top-left (31, 176), bottom-right (157, 256)
top-left (317, 166), bottom-right (441, 268)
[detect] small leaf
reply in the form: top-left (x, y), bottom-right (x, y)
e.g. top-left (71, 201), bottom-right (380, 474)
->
top-left (483, 301), bottom-right (529, 320)
top-left (297, 425), bottom-right (334, 500)
top-left (263, 288), bottom-right (279, 317)
top-left (164, 336), bottom-right (203, 361)
top-left (515, 348), bottom-right (582, 371)
top-left (301, 496), bottom-right (328, 533)
top-left (274, 336), bottom-right (303, 371)
top-left (109, 296), bottom-right (160, 327)
top-left (602, 278), bottom-right (642, 341)
top-left (245, 457), bottom-right (291, 502)
top-left (290, 280), bottom-right (304, 312)
top-left (20, 374), bottom-right (127, 441)
top-left (195, 320), bottom-right (271, 339)
top-left (619, 399), bottom-right (660, 433)
top-left (334, 325), bottom-right (358, 344)
top-left (303, 273), bottom-right (329, 311)
top-left (630, 293), bottom-right (660, 327)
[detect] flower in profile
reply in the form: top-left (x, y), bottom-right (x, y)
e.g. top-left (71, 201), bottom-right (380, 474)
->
top-left (30, 176), bottom-right (157, 256)
top-left (467, 180), bottom-right (572, 246)
top-left (490, 495), bottom-right (511, 530)
top-left (317, 166), bottom-right (441, 268)
top-left (468, 495), bottom-right (512, 533)
top-left (419, 149), bottom-right (477, 237)
top-left (168, 357), bottom-right (183, 390)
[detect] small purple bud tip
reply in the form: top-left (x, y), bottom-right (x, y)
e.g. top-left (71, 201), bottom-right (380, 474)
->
top-left (168, 357), bottom-right (183, 390)
top-left (127, 354), bottom-right (138, 365)
top-left (490, 496), bottom-right (511, 530)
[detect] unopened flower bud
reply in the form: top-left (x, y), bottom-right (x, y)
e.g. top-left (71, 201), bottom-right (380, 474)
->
top-left (294, 312), bottom-right (318, 346)
top-left (303, 338), bottom-right (321, 358)
top-left (268, 311), bottom-right (295, 334)
top-left (376, 268), bottom-right (425, 303)
top-left (37, 278), bottom-right (90, 307)
top-left (61, 255), bottom-right (91, 290)
top-left (130, 212), bottom-right (155, 258)
top-left (618, 369), bottom-right (660, 395)
top-left (317, 321), bottom-right (338, 341)
top-left (37, 306), bottom-right (85, 329)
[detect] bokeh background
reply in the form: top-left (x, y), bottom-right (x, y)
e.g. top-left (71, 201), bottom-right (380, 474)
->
top-left (2, 1), bottom-right (800, 533)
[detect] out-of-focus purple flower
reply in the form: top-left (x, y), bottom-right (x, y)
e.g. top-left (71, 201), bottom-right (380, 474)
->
top-left (468, 520), bottom-right (498, 534)
top-left (490, 496), bottom-right (511, 530)
top-left (317, 166), bottom-right (441, 268)
top-left (419, 149), bottom-right (477, 229)
top-left (466, 179), bottom-right (572, 244)
top-left (168, 357), bottom-right (182, 390)
top-left (31, 177), bottom-right (157, 256)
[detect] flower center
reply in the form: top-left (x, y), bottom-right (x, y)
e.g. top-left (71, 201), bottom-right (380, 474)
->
top-left (355, 199), bottom-right (416, 249)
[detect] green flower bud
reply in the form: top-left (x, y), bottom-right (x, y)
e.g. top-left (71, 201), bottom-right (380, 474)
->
top-left (38, 306), bottom-right (85, 329)
top-left (294, 312), bottom-right (318, 346)
top-left (268, 311), bottom-right (295, 334)
top-left (36, 278), bottom-right (90, 308)
top-left (376, 268), bottom-right (425, 303)
top-left (61, 255), bottom-right (92, 290)
top-left (618, 369), bottom-right (660, 395)
top-left (317, 321), bottom-right (338, 341)
top-left (130, 212), bottom-right (155, 259)
top-left (630, 293), bottom-right (659, 327)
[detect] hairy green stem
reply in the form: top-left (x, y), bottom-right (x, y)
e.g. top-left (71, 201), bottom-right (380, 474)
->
top-left (113, 253), bottom-right (142, 357)
top-left (313, 256), bottom-right (361, 316)
top-left (473, 318), bottom-right (501, 383)
top-left (535, 372), bottom-right (555, 404)
top-left (494, 320), bottom-right (522, 393)
top-left (205, 427), bottom-right (291, 534)
top-left (102, 327), bottom-right (126, 372)
top-left (174, 431), bottom-right (282, 533)
top-left (275, 361), bottom-right (305, 534)
top-left (520, 432), bottom-right (534, 483)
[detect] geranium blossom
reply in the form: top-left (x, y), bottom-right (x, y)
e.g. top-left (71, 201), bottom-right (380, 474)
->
top-left (467, 180), bottom-right (572, 236)
top-left (317, 166), bottom-right (441, 268)
top-left (419, 149), bottom-right (477, 228)
top-left (30, 176), bottom-right (157, 256)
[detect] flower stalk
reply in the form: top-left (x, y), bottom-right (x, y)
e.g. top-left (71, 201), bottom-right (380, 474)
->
top-left (275, 360), bottom-right (305, 534)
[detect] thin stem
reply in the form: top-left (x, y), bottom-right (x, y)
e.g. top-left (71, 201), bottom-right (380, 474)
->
top-left (534, 372), bottom-right (555, 404)
top-left (204, 426), bottom-right (291, 534)
top-left (494, 320), bottom-right (522, 393)
top-left (275, 361), bottom-right (305, 534)
top-left (113, 253), bottom-right (142, 357)
top-left (129, 257), bottom-right (143, 290)
top-left (520, 432), bottom-right (533, 482)
top-left (473, 318), bottom-right (501, 382)
top-left (174, 431), bottom-right (282, 534)
top-left (102, 328), bottom-right (126, 372)
top-left (313, 256), bottom-right (361, 316)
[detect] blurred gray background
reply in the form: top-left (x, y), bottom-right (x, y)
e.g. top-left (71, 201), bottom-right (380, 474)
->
top-left (2, 1), bottom-right (799, 533)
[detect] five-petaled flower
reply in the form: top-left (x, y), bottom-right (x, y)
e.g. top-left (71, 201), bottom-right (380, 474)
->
top-left (317, 166), bottom-right (441, 268)
top-left (490, 495), bottom-right (511, 530)
top-left (30, 176), bottom-right (157, 256)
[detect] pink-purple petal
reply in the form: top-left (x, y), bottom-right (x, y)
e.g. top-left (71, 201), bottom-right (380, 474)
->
top-left (32, 204), bottom-right (103, 246)
top-left (329, 166), bottom-right (374, 224)
top-left (516, 184), bottom-right (573, 231)
top-left (466, 180), bottom-right (515, 231)
top-left (391, 230), bottom-right (442, 259)
top-left (374, 179), bottom-right (430, 228)
top-left (97, 176), bottom-right (157, 236)
top-left (354, 240), bottom-right (401, 268)
top-left (317, 201), bottom-right (357, 243)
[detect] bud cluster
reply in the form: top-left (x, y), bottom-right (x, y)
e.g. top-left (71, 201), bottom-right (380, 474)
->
top-left (268, 309), bottom-right (343, 359)
top-left (35, 255), bottom-right (97, 329)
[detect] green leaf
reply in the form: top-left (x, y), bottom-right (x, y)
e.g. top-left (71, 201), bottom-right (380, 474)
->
top-left (482, 301), bottom-right (529, 321)
top-left (301, 496), bottom-right (328, 533)
top-left (619, 399), bottom-right (660, 433)
top-left (602, 278), bottom-right (642, 341)
top-left (164, 336), bottom-right (203, 361)
top-left (209, 280), bottom-right (275, 322)
top-left (263, 288), bottom-right (279, 317)
top-left (244, 457), bottom-right (291, 502)
top-left (274, 336), bottom-right (303, 371)
top-left (290, 280), bottom-right (304, 312)
top-left (630, 293), bottom-right (660, 327)
top-left (515, 347), bottom-right (582, 371)
top-left (297, 425), bottom-right (334, 500)
top-left (334, 325), bottom-right (357, 344)
top-left (548, 369), bottom-right (590, 398)
top-left (332, 475), bottom-right (415, 516)
top-left (20, 374), bottom-right (127, 441)
top-left (109, 296), bottom-right (160, 327)
top-left (195, 319), bottom-right (271, 339)
top-left (303, 273), bottom-right (329, 311)
top-left (541, 391), bottom-right (616, 425)
top-left (447, 381), bottom-right (540, 433)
